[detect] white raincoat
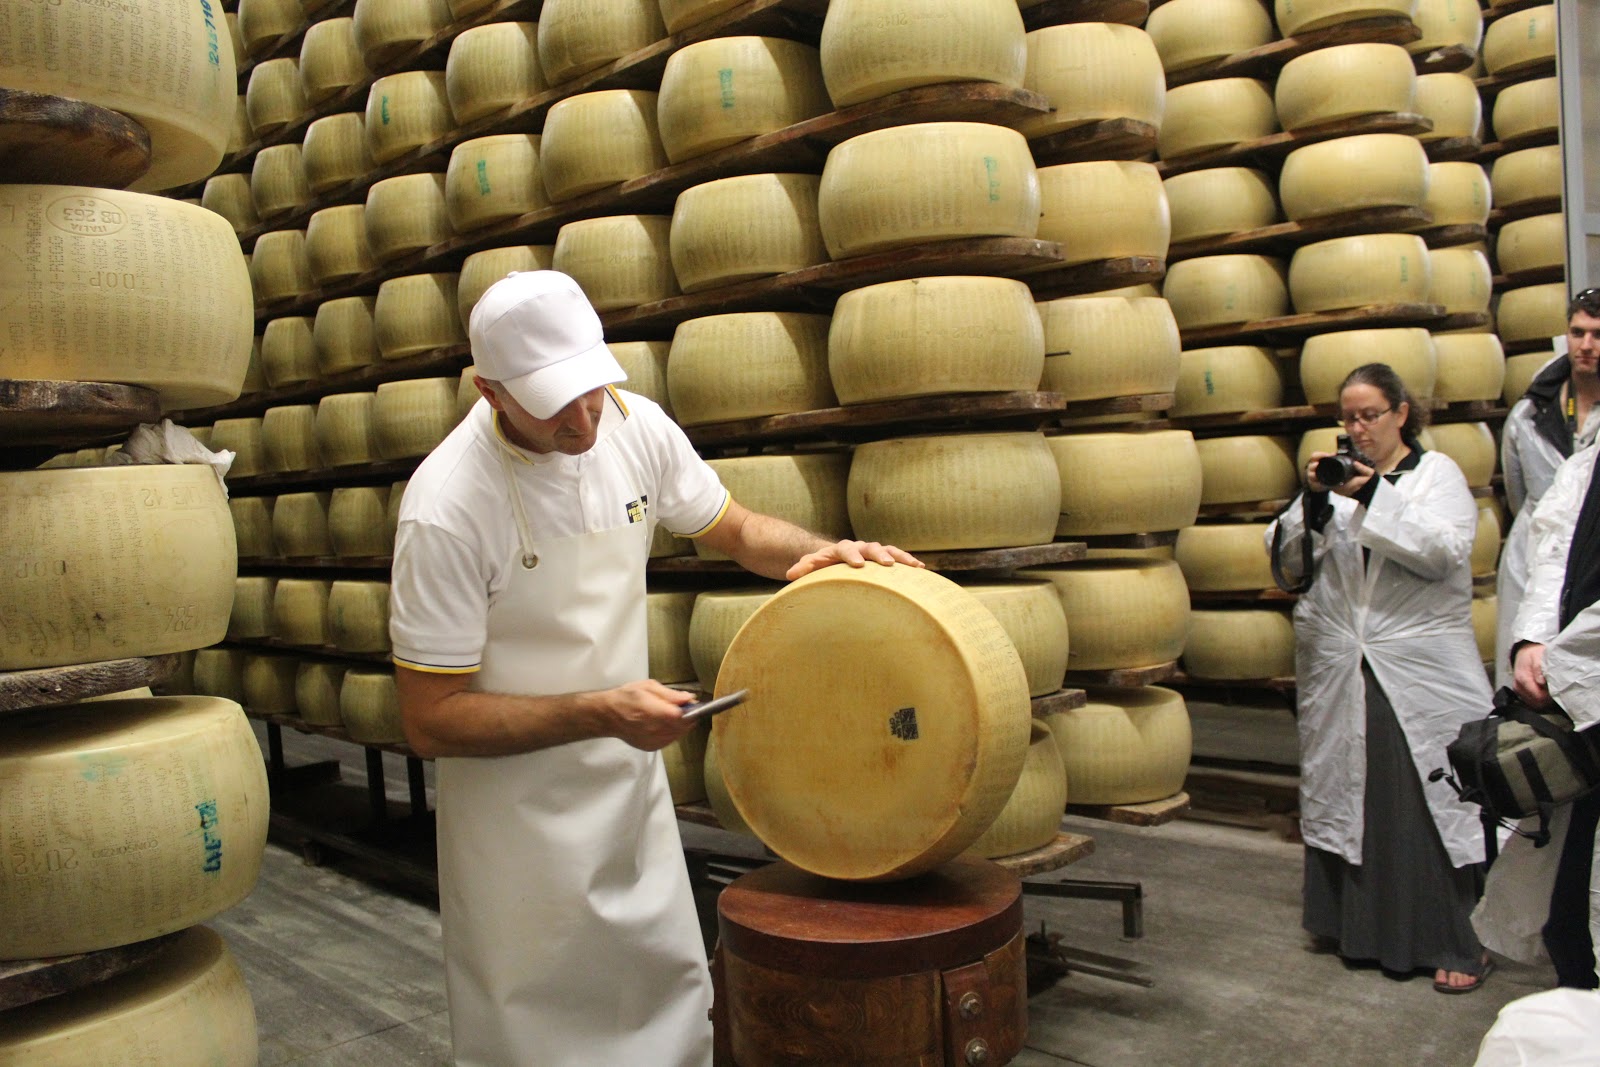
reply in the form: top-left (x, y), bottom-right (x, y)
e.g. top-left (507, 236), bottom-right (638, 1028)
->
top-left (1266, 450), bottom-right (1490, 867)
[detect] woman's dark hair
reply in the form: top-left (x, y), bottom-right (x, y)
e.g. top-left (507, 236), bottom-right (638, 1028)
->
top-left (1339, 362), bottom-right (1429, 443)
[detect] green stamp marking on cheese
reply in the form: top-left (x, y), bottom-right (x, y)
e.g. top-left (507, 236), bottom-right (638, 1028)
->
top-left (983, 156), bottom-right (1001, 202)
top-left (77, 754), bottom-right (127, 781)
top-left (381, 97), bottom-right (392, 125)
top-left (195, 799), bottom-right (223, 873)
top-left (476, 159), bottom-right (491, 196)
top-left (719, 69), bottom-right (736, 110)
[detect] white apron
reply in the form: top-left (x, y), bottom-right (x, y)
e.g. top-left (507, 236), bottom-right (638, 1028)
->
top-left (435, 449), bottom-right (713, 1067)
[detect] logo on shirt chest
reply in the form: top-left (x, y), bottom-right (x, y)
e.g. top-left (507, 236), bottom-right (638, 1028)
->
top-left (625, 494), bottom-right (649, 524)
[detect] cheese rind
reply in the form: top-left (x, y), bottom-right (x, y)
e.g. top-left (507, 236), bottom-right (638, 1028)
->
top-left (1423, 161), bottom-right (1492, 227)
top-left (1415, 72), bottom-right (1482, 143)
top-left (1493, 77), bottom-right (1559, 142)
top-left (540, 90), bottom-right (668, 203)
top-left (1046, 431), bottom-right (1203, 537)
top-left (1299, 328), bottom-right (1437, 403)
top-left (1195, 435), bottom-right (1299, 505)
top-left (446, 22), bottom-right (546, 125)
top-left (1427, 421), bottom-right (1497, 487)
top-left (689, 587), bottom-right (781, 690)
top-left (819, 0), bottom-right (1027, 108)
top-left (374, 273), bottom-right (466, 358)
top-left (365, 71), bottom-right (455, 165)
top-left (1146, 0), bottom-right (1275, 72)
top-left (272, 491), bottom-right (334, 558)
top-left (657, 37), bottom-right (831, 164)
top-left (1172, 345), bottom-right (1284, 417)
top-left (1183, 609), bottom-right (1295, 679)
top-left (341, 669), bottom-right (406, 743)
top-left (329, 486), bottom-right (394, 558)
top-left (1491, 146), bottom-right (1561, 208)
top-left (1278, 134), bottom-right (1430, 221)
top-left (536, 0), bottom-right (667, 85)
top-left (303, 113), bottom-right (375, 194)
top-left (647, 591), bottom-right (698, 684)
top-left (669, 173), bottom-right (828, 293)
top-left (315, 392), bottom-right (380, 467)
top-left (306, 205), bottom-right (376, 286)
top-left (668, 312), bottom-right (834, 425)
top-left (365, 172), bottom-right (452, 263)
top-left (1497, 214), bottom-right (1565, 276)
top-left (297, 661), bottom-right (349, 726)
top-left (352, 0), bottom-right (452, 67)
top-left (1287, 234), bottom-right (1432, 314)
top-left (701, 453), bottom-right (852, 560)
top-left (962, 580), bottom-right (1071, 697)
top-left (1036, 161), bottom-right (1171, 266)
top-left (1497, 283), bottom-right (1569, 344)
top-left (1020, 560), bottom-right (1190, 671)
top-left (1017, 23), bottom-right (1165, 138)
top-left (1274, 43), bottom-right (1416, 131)
top-left (246, 57), bottom-right (307, 137)
top-left (964, 720), bottom-right (1067, 858)
top-left (1433, 333), bottom-right (1506, 402)
top-left (447, 136), bottom-right (549, 233)
top-left (1164, 168), bottom-right (1278, 244)
top-left (553, 215), bottom-right (679, 311)
top-left (300, 17), bottom-right (368, 104)
top-left (1158, 79), bottom-right (1277, 160)
top-left (261, 404), bottom-right (322, 473)
top-left (1162, 255), bottom-right (1288, 329)
top-left (328, 581), bottom-right (391, 653)
top-left (1274, 0), bottom-right (1418, 36)
top-left (374, 378), bottom-right (461, 459)
top-left (1174, 523), bottom-right (1275, 591)
top-left (315, 296), bottom-right (381, 375)
top-left (1037, 295), bottom-right (1181, 401)
top-left (1043, 686), bottom-right (1191, 805)
top-left (261, 316), bottom-right (320, 388)
top-left (1481, 4), bottom-right (1555, 75)
top-left (273, 578), bottom-right (331, 647)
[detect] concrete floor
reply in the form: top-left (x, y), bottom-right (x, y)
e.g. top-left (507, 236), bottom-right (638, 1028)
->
top-left (212, 732), bottom-right (1553, 1066)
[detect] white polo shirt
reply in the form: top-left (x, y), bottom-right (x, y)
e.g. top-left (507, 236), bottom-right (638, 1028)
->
top-left (389, 387), bottom-right (729, 674)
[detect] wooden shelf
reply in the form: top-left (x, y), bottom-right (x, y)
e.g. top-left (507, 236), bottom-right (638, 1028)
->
top-left (0, 88), bottom-right (153, 189)
top-left (0, 379), bottom-right (160, 455)
top-left (228, 458), bottom-right (421, 495)
top-left (1021, 0), bottom-right (1149, 30)
top-left (1413, 222), bottom-right (1488, 249)
top-left (1162, 16), bottom-right (1421, 89)
top-left (1436, 400), bottom-right (1509, 423)
top-left (1478, 127), bottom-right (1559, 163)
top-left (240, 556), bottom-right (393, 573)
top-left (1197, 498), bottom-right (1291, 519)
top-left (1475, 56), bottom-right (1557, 98)
top-left (221, 638), bottom-right (391, 666)
top-left (1168, 669), bottom-right (1298, 693)
top-left (1032, 688), bottom-right (1089, 716)
top-left (1176, 396), bottom-right (1505, 434)
top-left (1504, 335), bottom-right (1560, 356)
top-left (1063, 661), bottom-right (1179, 688)
top-left (243, 706), bottom-right (419, 760)
top-left (1495, 264), bottom-right (1565, 290)
top-left (1155, 112), bottom-right (1434, 179)
top-left (1166, 206), bottom-right (1433, 263)
top-left (0, 933), bottom-right (185, 1013)
top-left (1179, 302), bottom-right (1464, 349)
top-left (1483, 0), bottom-right (1552, 22)
top-left (1075, 530), bottom-right (1180, 550)
top-left (1066, 791), bottom-right (1191, 828)
top-left (1488, 195), bottom-right (1562, 230)
top-left (1188, 588), bottom-right (1298, 603)
top-left (1424, 135), bottom-right (1485, 163)
top-left (1413, 42), bottom-right (1477, 76)
top-left (1029, 118), bottom-right (1159, 167)
top-left (648, 542), bottom-right (1089, 576)
top-left (0, 654), bottom-right (184, 713)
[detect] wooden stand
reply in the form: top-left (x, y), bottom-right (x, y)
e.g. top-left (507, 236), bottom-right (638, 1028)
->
top-left (0, 88), bottom-right (152, 188)
top-left (0, 379), bottom-right (161, 467)
top-left (0, 932), bottom-right (181, 1012)
top-left (0, 655), bottom-right (182, 713)
top-left (713, 857), bottom-right (1027, 1067)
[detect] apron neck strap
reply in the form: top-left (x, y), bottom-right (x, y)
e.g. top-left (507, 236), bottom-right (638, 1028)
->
top-left (494, 444), bottom-right (541, 570)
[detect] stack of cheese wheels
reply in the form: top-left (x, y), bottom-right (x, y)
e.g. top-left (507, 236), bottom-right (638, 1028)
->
top-left (193, 649), bottom-right (247, 703)
top-left (261, 404), bottom-right (321, 473)
top-left (964, 720), bottom-right (1067, 859)
top-left (1158, 79), bottom-right (1278, 161)
top-left (1434, 334), bottom-right (1506, 402)
top-left (1173, 345), bottom-right (1285, 417)
top-left (232, 497), bottom-right (277, 560)
top-left (961, 580), bottom-right (1071, 697)
top-left (1429, 247), bottom-right (1493, 316)
top-left (446, 135), bottom-right (549, 232)
top-left (704, 732), bottom-right (755, 835)
top-left (1016, 23), bottom-right (1165, 139)
top-left (374, 377), bottom-right (460, 459)
top-left (1300, 328), bottom-right (1438, 404)
top-left (1274, 44), bottom-right (1416, 130)
top-left (1429, 421), bottom-right (1497, 488)
top-left (446, 22), bottom-right (545, 125)
top-left (1195, 435), bottom-right (1299, 506)
top-left (365, 173), bottom-right (451, 262)
top-left (1146, 0), bottom-right (1274, 73)
top-left (1043, 686), bottom-right (1190, 804)
top-left (261, 316), bottom-right (319, 387)
top-left (243, 653), bottom-right (299, 715)
top-left (341, 669), bottom-right (406, 743)
top-left (1037, 293), bottom-right (1182, 401)
top-left (213, 418), bottom-right (266, 478)
top-left (1288, 234), bottom-right (1431, 313)
top-left (552, 215), bottom-right (678, 310)
top-left (848, 431), bottom-right (1061, 551)
top-left (252, 229), bottom-right (315, 306)
top-left (374, 273), bottom-right (465, 358)
top-left (611, 341), bottom-right (671, 413)
top-left (657, 37), bottom-right (831, 163)
top-left (1278, 134), bottom-right (1429, 221)
top-left (365, 71), bottom-right (454, 165)
top-left (1411, 0), bottom-right (1485, 55)
top-left (1184, 609), bottom-right (1296, 680)
top-left (1021, 560), bottom-right (1190, 671)
top-left (817, 122), bottom-right (1040, 258)
top-left (315, 392), bottom-right (380, 467)
top-left (1491, 146), bottom-right (1560, 210)
top-left (1175, 522), bottom-right (1275, 592)
top-left (1497, 214), bottom-right (1565, 276)
top-left (1165, 168), bottom-right (1279, 246)
top-left (1473, 498), bottom-right (1501, 578)
top-left (328, 486), bottom-right (394, 558)
top-left (1503, 351), bottom-right (1555, 407)
top-left (0, 187), bottom-right (254, 409)
top-left (273, 491), bottom-right (334, 558)
top-left (669, 174), bottom-right (828, 293)
top-left (663, 720), bottom-right (710, 805)
top-left (667, 312), bottom-right (834, 424)
top-left (329, 581), bottom-right (391, 653)
top-left (829, 277), bottom-right (1045, 403)
top-left (303, 113), bottom-right (374, 193)
top-left (1473, 594), bottom-right (1497, 664)
top-left (537, 0), bottom-right (666, 85)
top-left (1482, 4), bottom-right (1555, 76)
top-left (1414, 73), bottom-right (1482, 144)
top-left (300, 17), bottom-right (368, 104)
top-left (202, 174), bottom-right (259, 234)
top-left (229, 577), bottom-right (277, 640)
top-left (0, 697), bottom-right (269, 957)
top-left (315, 296), bottom-right (381, 374)
top-left (0, 467), bottom-right (236, 670)
top-left (352, 0), bottom-right (451, 67)
top-left (298, 661), bottom-right (348, 726)
top-left (0, 0), bottom-right (237, 190)
top-left (1163, 255), bottom-right (1288, 330)
top-left (273, 577), bottom-right (331, 646)
top-left (818, 0), bottom-right (1026, 108)
top-left (714, 564), bottom-right (1033, 880)
top-left (246, 58), bottom-right (305, 137)
top-left (700, 454), bottom-right (850, 560)
top-left (688, 587), bottom-right (780, 689)
top-left (1497, 283), bottom-right (1568, 345)
top-left (1036, 161), bottom-right (1171, 265)
top-left (646, 591), bottom-right (698, 684)
top-left (1494, 78), bottom-right (1558, 142)
top-left (458, 246), bottom-right (555, 329)
top-left (539, 91), bottom-right (668, 202)
top-left (1047, 430), bottom-right (1202, 537)
top-left (306, 205), bottom-right (376, 286)
top-left (250, 144), bottom-right (310, 219)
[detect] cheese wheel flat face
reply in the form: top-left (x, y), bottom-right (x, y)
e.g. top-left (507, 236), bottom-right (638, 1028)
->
top-left (1172, 345), bottom-right (1284, 416)
top-left (1183, 609), bottom-right (1295, 679)
top-left (962, 580), bottom-right (1071, 697)
top-left (0, 927), bottom-right (258, 1066)
top-left (364, 172), bottom-right (451, 263)
top-left (446, 22), bottom-right (546, 125)
top-left (365, 71), bottom-right (454, 165)
top-left (0, 187), bottom-right (254, 409)
top-left (1287, 233), bottom-right (1431, 314)
top-left (341, 669), bottom-right (405, 743)
top-left (715, 564), bottom-right (1032, 881)
top-left (1162, 255), bottom-right (1288, 329)
top-left (374, 273), bottom-right (465, 358)
top-left (1415, 73), bottom-right (1482, 143)
top-left (1492, 146), bottom-right (1562, 208)
top-left (552, 215), bottom-right (679, 311)
top-left (1497, 213), bottom-right (1565, 276)
top-left (830, 276), bottom-right (1045, 404)
top-left (1275, 0), bottom-right (1417, 36)
top-left (272, 490), bottom-right (333, 558)
top-left (1044, 685), bottom-right (1191, 804)
top-left (1427, 246), bottom-right (1492, 315)
top-left (1017, 23), bottom-right (1164, 138)
top-left (1428, 421), bottom-right (1496, 487)
top-left (670, 173), bottom-right (828, 293)
top-left (0, 0), bottom-right (237, 190)
top-left (303, 113), bottom-right (374, 194)
top-left (297, 661), bottom-right (349, 726)
top-left (261, 404), bottom-right (321, 473)
top-left (1047, 430), bottom-right (1203, 536)
top-left (1195, 435), bottom-right (1298, 505)
top-left (963, 720), bottom-right (1067, 858)
top-left (1497, 283), bottom-right (1569, 344)
top-left (328, 580), bottom-right (391, 653)
top-left (1036, 161), bottom-right (1170, 265)
top-left (668, 311), bottom-right (834, 425)
top-left (245, 57), bottom-right (306, 137)
top-left (261, 316), bottom-right (319, 388)
top-left (1482, 4), bottom-right (1554, 75)
top-left (1175, 523), bottom-right (1275, 591)
top-left (1300, 328), bottom-right (1437, 403)
top-left (1433, 333), bottom-right (1505, 402)
top-left (328, 486), bottom-right (393, 558)
top-left (0, 467), bottom-right (236, 671)
top-left (647, 590), bottom-right (698, 684)
top-left (1147, 0), bottom-right (1274, 72)
top-left (1021, 560), bottom-right (1190, 670)
top-left (818, 122), bottom-right (1041, 258)
top-left (374, 377), bottom-right (459, 459)
top-left (1165, 167), bottom-right (1279, 244)
top-left (315, 392), bottom-right (379, 467)
top-left (1278, 134), bottom-right (1429, 221)
top-left (688, 587), bottom-right (780, 689)
top-left (700, 453), bottom-right (851, 560)
top-left (537, 0), bottom-right (667, 86)
top-left (819, 0), bottom-right (1027, 108)
top-left (300, 17), bottom-right (368, 104)
top-left (306, 205), bottom-right (375, 286)
top-left (315, 296), bottom-right (380, 375)
top-left (539, 90), bottom-right (668, 203)
top-left (1274, 43), bottom-right (1416, 131)
top-left (658, 37), bottom-right (831, 164)
top-left (0, 698), bottom-right (269, 959)
top-left (847, 432), bottom-right (1062, 550)
top-left (1493, 77), bottom-right (1558, 142)
top-left (458, 246), bottom-right (556, 329)
top-left (1423, 161), bottom-right (1491, 227)
top-left (446, 135), bottom-right (550, 233)
top-left (1158, 79), bottom-right (1277, 160)
top-left (1037, 295), bottom-right (1181, 401)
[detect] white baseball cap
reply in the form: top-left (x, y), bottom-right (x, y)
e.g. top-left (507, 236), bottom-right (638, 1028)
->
top-left (467, 270), bottom-right (627, 420)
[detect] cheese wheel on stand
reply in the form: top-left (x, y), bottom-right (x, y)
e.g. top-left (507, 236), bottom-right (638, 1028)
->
top-left (536, 0), bottom-right (666, 85)
top-left (375, 273), bottom-right (465, 358)
top-left (1288, 233), bottom-right (1431, 313)
top-left (1184, 608), bottom-right (1296, 679)
top-left (657, 37), bottom-right (831, 163)
top-left (446, 23), bottom-right (546, 125)
top-left (306, 205), bottom-right (376, 286)
top-left (1195, 435), bottom-right (1298, 505)
top-left (553, 215), bottom-right (679, 311)
top-left (1491, 146), bottom-right (1561, 209)
top-left (1016, 23), bottom-right (1165, 139)
top-left (668, 312), bottom-right (834, 425)
top-left (1300, 328), bottom-right (1437, 403)
top-left (1275, 0), bottom-right (1414, 35)
top-left (272, 491), bottom-right (334, 558)
top-left (1175, 523), bottom-right (1275, 591)
top-left (1165, 168), bottom-right (1279, 245)
top-left (1274, 44), bottom-right (1416, 130)
top-left (1411, 0), bottom-right (1484, 55)
top-left (1044, 686), bottom-right (1190, 804)
top-left (300, 17), bottom-right (368, 104)
top-left (1158, 79), bottom-right (1277, 160)
top-left (1036, 161), bottom-right (1171, 265)
top-left (1422, 162), bottom-right (1491, 227)
top-left (315, 296), bottom-right (380, 375)
top-left (329, 581), bottom-right (391, 653)
top-left (1146, 0), bottom-right (1275, 72)
top-left (1497, 283), bottom-right (1568, 344)
top-left (329, 486), bottom-right (394, 558)
top-left (1022, 560), bottom-right (1190, 670)
top-left (669, 173), bottom-right (828, 293)
top-left (1472, 498), bottom-right (1501, 577)
top-left (228, 576), bottom-right (277, 640)
top-left (212, 418), bottom-right (266, 479)
top-left (297, 661), bottom-right (349, 726)
top-left (818, 0), bottom-right (1026, 108)
top-left (1415, 73), bottom-right (1482, 143)
top-left (1497, 214), bottom-right (1565, 276)
top-left (611, 341), bottom-right (672, 414)
top-left (341, 669), bottom-right (406, 743)
top-left (1173, 345), bottom-right (1285, 417)
top-left (663, 721), bottom-right (711, 805)
top-left (1428, 421), bottom-right (1496, 487)
top-left (647, 591), bottom-right (698, 684)
top-left (352, 0), bottom-right (451, 68)
top-left (701, 453), bottom-right (851, 560)
top-left (251, 228), bottom-right (314, 307)
top-left (315, 392), bottom-right (380, 467)
top-left (245, 58), bottom-right (306, 138)
top-left (364, 172), bottom-right (451, 262)
top-left (202, 174), bottom-right (259, 235)
top-left (261, 316), bottom-right (319, 388)
top-left (962, 580), bottom-right (1071, 697)
top-left (1503, 351), bottom-right (1556, 406)
top-left (375, 378), bottom-right (460, 459)
top-left (365, 71), bottom-right (454, 165)
top-left (1482, 4), bottom-right (1555, 76)
top-left (1047, 430), bottom-right (1203, 537)
top-left (194, 648), bottom-right (247, 703)
top-left (261, 404), bottom-right (322, 472)
top-left (963, 720), bottom-right (1067, 859)
top-left (1433, 333), bottom-right (1506, 402)
top-left (446, 136), bottom-right (549, 233)
top-left (1278, 134), bottom-right (1429, 221)
top-left (1494, 78), bottom-right (1559, 142)
top-left (660, 0), bottom-right (745, 33)
top-left (539, 90), bottom-right (668, 202)
top-left (303, 113), bottom-right (374, 194)
top-left (704, 732), bottom-right (754, 835)
top-left (1162, 255), bottom-right (1288, 330)
top-left (273, 577), bottom-right (331, 646)
top-left (231, 496), bottom-right (277, 560)
top-left (1037, 295), bottom-right (1181, 401)
top-left (1428, 246), bottom-right (1492, 316)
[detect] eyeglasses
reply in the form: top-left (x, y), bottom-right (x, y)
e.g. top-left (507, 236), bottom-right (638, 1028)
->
top-left (1338, 408), bottom-right (1392, 427)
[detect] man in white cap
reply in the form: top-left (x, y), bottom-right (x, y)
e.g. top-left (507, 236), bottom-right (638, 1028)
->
top-left (388, 271), bottom-right (919, 1066)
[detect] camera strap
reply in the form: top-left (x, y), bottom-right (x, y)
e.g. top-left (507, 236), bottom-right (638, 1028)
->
top-left (1269, 493), bottom-right (1315, 595)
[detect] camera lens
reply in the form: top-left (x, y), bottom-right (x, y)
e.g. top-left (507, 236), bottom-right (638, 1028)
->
top-left (1314, 454), bottom-right (1357, 487)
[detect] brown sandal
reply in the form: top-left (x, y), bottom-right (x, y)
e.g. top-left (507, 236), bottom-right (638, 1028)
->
top-left (1433, 959), bottom-right (1494, 994)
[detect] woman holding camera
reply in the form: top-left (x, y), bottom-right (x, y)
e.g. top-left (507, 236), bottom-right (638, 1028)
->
top-left (1266, 363), bottom-right (1493, 993)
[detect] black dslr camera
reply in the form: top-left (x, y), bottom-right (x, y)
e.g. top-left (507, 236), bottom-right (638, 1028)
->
top-left (1313, 434), bottom-right (1375, 488)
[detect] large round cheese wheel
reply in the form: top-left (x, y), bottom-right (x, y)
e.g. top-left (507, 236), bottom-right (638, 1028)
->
top-left (1165, 168), bottom-right (1278, 245)
top-left (300, 17), bottom-right (367, 104)
top-left (1411, 0), bottom-right (1483, 54)
top-left (663, 721), bottom-right (710, 804)
top-left (688, 587), bottom-right (781, 689)
top-left (847, 432), bottom-right (1061, 550)
top-left (1175, 522), bottom-right (1274, 591)
top-left (261, 404), bottom-right (322, 472)
top-left (1158, 79), bottom-right (1277, 160)
top-left (273, 577), bottom-right (331, 646)
top-left (1146, 0), bottom-right (1275, 73)
top-left (1195, 435), bottom-right (1298, 505)
top-left (365, 172), bottom-right (451, 263)
top-left (1183, 609), bottom-right (1295, 679)
top-left (365, 71), bottom-right (454, 165)
top-left (1300, 328), bottom-right (1437, 403)
top-left (1472, 593), bottom-right (1497, 663)
top-left (1047, 430), bottom-right (1203, 536)
top-left (611, 341), bottom-right (672, 414)
top-left (699, 453), bottom-right (850, 560)
top-left (660, 0), bottom-right (745, 33)
top-left (1433, 333), bottom-right (1506, 402)
top-left (1017, 23), bottom-right (1164, 139)
top-left (1492, 146), bottom-right (1562, 208)
top-left (552, 215), bottom-right (678, 311)
top-left (374, 273), bottom-right (465, 358)
top-left (328, 486), bottom-right (393, 558)
top-left (252, 143), bottom-right (310, 220)
top-left (817, 122), bottom-right (1040, 258)
top-left (1037, 295), bottom-right (1181, 401)
top-left (1498, 283), bottom-right (1569, 344)
top-left (669, 173), bottom-right (827, 293)
top-left (227, 94), bottom-right (252, 157)
top-left (251, 228), bottom-right (314, 306)
top-left (1472, 498), bottom-right (1501, 576)
top-left (647, 591), bottom-right (698, 683)
top-left (1428, 246), bottom-right (1492, 314)
top-left (302, 112), bottom-right (374, 194)
top-left (245, 57), bottom-right (306, 137)
top-left (1162, 255), bottom-right (1288, 329)
top-left (352, 0), bottom-right (450, 67)
top-left (1279, 134), bottom-right (1429, 221)
top-left (446, 22), bottom-right (546, 125)
top-left (540, 90), bottom-right (668, 202)
top-left (328, 581), bottom-right (390, 653)
top-left (1494, 77), bottom-right (1558, 142)
top-left (830, 276), bottom-right (1044, 403)
top-left (1275, 44), bottom-right (1416, 131)
top-left (536, 0), bottom-right (666, 86)
top-left (1289, 233), bottom-right (1430, 314)
top-left (315, 392), bottom-right (379, 467)
top-left (1021, 560), bottom-right (1190, 670)
top-left (1482, 4), bottom-right (1555, 75)
top-left (962, 580), bottom-right (1071, 697)
top-left (1503, 350), bottom-right (1556, 406)
top-left (0, 697), bottom-right (269, 958)
top-left (658, 37), bottom-right (831, 164)
top-left (457, 246), bottom-right (556, 329)
top-left (231, 496), bottom-right (277, 560)
top-left (704, 733), bottom-right (753, 834)
top-left (819, 0), bottom-right (1026, 108)
top-left (0, 0), bottom-right (236, 190)
top-left (1429, 421), bottom-right (1496, 487)
top-left (212, 418), bottom-right (266, 479)
top-left (1497, 213), bottom-right (1565, 276)
top-left (261, 315), bottom-right (319, 387)
top-left (305, 204), bottom-right (375, 286)
top-left (239, 0), bottom-right (303, 55)
top-left (667, 312), bottom-right (833, 425)
top-left (0, 926), bottom-right (257, 1066)
top-left (202, 174), bottom-right (259, 235)
top-left (297, 661), bottom-right (349, 726)
top-left (1173, 345), bottom-right (1285, 416)
top-left (229, 576), bottom-right (277, 640)
top-left (272, 491), bottom-right (334, 558)
top-left (0, 467), bottom-right (235, 670)
top-left (315, 296), bottom-right (380, 374)
top-left (374, 378), bottom-right (459, 459)
top-left (1414, 72), bottom-right (1482, 144)
top-left (341, 669), bottom-right (405, 743)
top-left (1044, 685), bottom-right (1190, 804)
top-left (1036, 161), bottom-right (1170, 265)
top-left (245, 655), bottom-right (298, 712)
top-left (0, 187), bottom-right (253, 409)
top-left (1275, 0), bottom-right (1416, 35)
top-left (446, 135), bottom-right (549, 233)
top-left (1423, 161), bottom-right (1492, 227)
top-left (193, 648), bottom-right (247, 703)
top-left (715, 564), bottom-right (1033, 881)
top-left (964, 720), bottom-right (1067, 858)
